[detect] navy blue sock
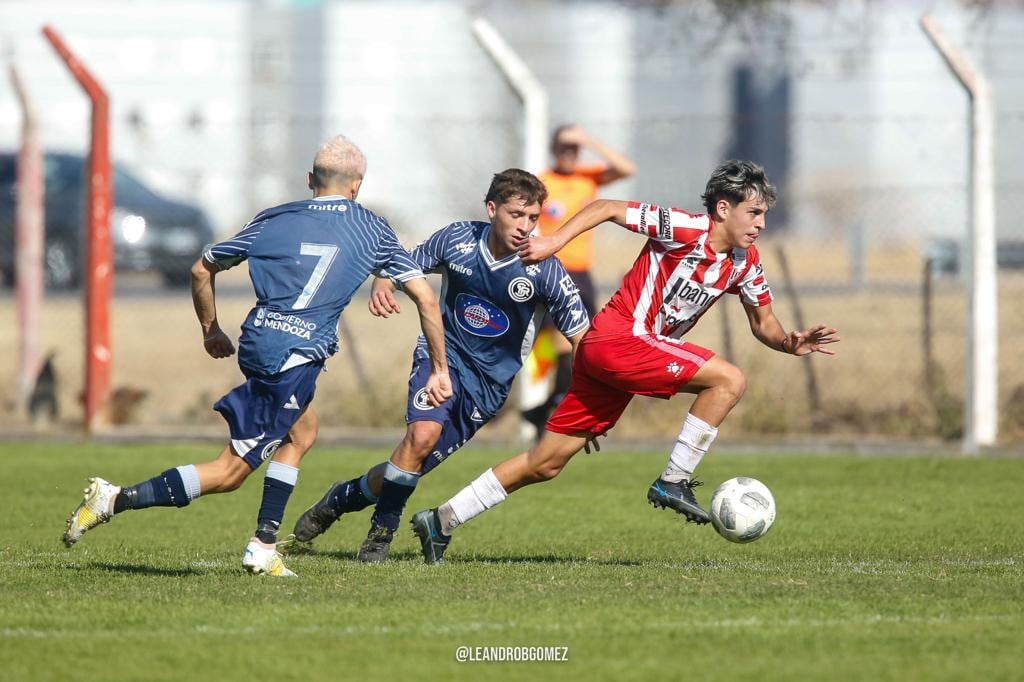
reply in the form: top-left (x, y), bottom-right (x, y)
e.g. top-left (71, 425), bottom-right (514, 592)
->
top-left (370, 463), bottom-right (419, 533)
top-left (255, 461), bottom-right (298, 543)
top-left (114, 466), bottom-right (198, 512)
top-left (327, 476), bottom-right (376, 514)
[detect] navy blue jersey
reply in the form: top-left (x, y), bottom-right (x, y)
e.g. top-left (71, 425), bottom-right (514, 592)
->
top-left (205, 196), bottom-right (422, 376)
top-left (383, 221), bottom-right (589, 417)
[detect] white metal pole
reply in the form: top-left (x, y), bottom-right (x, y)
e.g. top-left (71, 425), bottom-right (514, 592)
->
top-left (9, 64), bottom-right (45, 416)
top-left (471, 17), bottom-right (549, 172)
top-left (920, 14), bottom-right (998, 452)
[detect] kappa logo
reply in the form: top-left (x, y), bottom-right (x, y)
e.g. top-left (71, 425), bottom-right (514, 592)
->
top-left (413, 388), bottom-right (434, 411)
top-left (260, 439), bottom-right (283, 461)
top-left (559, 275), bottom-right (579, 297)
top-left (508, 276), bottom-right (534, 302)
top-left (283, 394), bottom-right (300, 410)
top-left (454, 241), bottom-right (476, 255)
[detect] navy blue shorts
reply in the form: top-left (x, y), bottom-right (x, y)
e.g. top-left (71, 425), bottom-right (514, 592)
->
top-left (214, 360), bottom-right (324, 469)
top-left (405, 347), bottom-right (488, 475)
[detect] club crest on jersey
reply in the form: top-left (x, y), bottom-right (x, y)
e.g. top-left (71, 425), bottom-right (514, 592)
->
top-left (508, 277), bottom-right (534, 302)
top-left (455, 293), bottom-right (509, 337)
top-left (413, 388), bottom-right (434, 411)
top-left (260, 439), bottom-right (283, 461)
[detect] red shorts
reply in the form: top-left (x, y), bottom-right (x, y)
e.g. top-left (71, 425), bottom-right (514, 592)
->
top-left (546, 333), bottom-right (714, 437)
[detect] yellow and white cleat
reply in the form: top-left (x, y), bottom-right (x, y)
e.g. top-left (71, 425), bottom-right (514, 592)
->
top-left (63, 477), bottom-right (120, 547)
top-left (242, 537), bottom-right (297, 577)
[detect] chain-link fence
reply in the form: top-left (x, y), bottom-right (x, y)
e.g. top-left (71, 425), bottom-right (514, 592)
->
top-left (0, 0), bottom-right (1020, 446)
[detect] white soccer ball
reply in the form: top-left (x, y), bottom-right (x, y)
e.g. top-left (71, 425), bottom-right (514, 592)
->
top-left (709, 477), bottom-right (776, 543)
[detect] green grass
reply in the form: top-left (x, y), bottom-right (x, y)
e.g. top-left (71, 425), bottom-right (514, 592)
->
top-left (1, 442), bottom-right (1021, 682)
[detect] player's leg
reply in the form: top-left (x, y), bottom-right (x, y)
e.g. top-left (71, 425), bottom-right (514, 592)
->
top-left (411, 350), bottom-right (629, 564)
top-left (647, 354), bottom-right (746, 524)
top-left (410, 430), bottom-right (590, 565)
top-left (62, 444), bottom-right (251, 548)
top-left (356, 420), bottom-right (443, 563)
top-left (289, 462), bottom-right (385, 544)
top-left (242, 405), bottom-right (319, 577)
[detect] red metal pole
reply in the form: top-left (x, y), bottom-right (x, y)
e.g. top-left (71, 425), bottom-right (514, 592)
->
top-left (42, 25), bottom-right (112, 432)
top-left (10, 65), bottom-right (45, 415)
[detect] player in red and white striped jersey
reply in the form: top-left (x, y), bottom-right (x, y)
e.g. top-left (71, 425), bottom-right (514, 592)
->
top-left (409, 160), bottom-right (840, 563)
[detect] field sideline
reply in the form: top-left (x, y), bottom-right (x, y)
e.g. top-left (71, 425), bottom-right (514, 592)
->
top-left (1, 443), bottom-right (1021, 681)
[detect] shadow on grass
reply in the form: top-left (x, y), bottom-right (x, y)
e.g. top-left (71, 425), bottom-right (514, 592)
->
top-left (89, 562), bottom-right (204, 577)
top-left (309, 548), bottom-right (643, 567)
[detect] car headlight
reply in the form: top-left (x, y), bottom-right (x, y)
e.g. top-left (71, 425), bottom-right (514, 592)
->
top-left (111, 208), bottom-right (147, 244)
top-left (120, 214), bottom-right (147, 244)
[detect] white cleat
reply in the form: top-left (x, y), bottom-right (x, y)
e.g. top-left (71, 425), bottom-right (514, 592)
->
top-left (63, 477), bottom-right (120, 547)
top-left (242, 537), bottom-right (297, 577)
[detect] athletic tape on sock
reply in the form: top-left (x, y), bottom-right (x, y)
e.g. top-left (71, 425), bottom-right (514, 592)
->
top-left (176, 464), bottom-right (202, 501)
top-left (383, 461), bottom-right (420, 488)
top-left (266, 461), bottom-right (299, 486)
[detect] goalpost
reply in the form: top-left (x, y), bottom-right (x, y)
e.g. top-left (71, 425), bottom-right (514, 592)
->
top-left (920, 14), bottom-right (998, 453)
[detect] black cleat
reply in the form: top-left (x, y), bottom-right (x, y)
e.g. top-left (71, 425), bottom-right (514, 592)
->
top-left (291, 482), bottom-right (346, 543)
top-left (356, 525), bottom-right (393, 563)
top-left (647, 477), bottom-right (711, 524)
top-left (410, 508), bottom-right (450, 565)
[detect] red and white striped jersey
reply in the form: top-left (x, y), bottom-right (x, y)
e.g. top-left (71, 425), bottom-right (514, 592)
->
top-left (590, 202), bottom-right (773, 340)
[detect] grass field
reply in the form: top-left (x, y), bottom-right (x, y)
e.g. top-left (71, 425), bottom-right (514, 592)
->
top-left (2, 442), bottom-right (1022, 682)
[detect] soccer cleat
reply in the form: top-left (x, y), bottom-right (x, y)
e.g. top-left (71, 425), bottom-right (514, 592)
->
top-left (291, 482), bottom-right (346, 544)
top-left (242, 537), bottom-right (297, 577)
top-left (647, 477), bottom-right (712, 524)
top-left (356, 525), bottom-right (393, 563)
top-left (410, 508), bottom-right (450, 565)
top-left (63, 477), bottom-right (121, 547)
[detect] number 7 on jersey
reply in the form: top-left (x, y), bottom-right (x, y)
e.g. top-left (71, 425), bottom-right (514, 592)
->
top-left (293, 243), bottom-right (339, 309)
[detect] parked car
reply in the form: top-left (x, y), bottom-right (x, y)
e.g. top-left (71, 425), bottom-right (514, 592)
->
top-left (0, 151), bottom-right (215, 288)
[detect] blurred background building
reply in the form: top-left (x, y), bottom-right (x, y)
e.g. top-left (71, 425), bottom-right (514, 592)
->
top-left (1, 0), bottom-right (1021, 445)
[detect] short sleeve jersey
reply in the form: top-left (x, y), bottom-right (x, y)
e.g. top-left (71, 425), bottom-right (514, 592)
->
top-left (589, 201), bottom-right (773, 341)
top-left (538, 165), bottom-right (607, 272)
top-left (383, 221), bottom-right (589, 417)
top-left (204, 196), bottom-right (422, 377)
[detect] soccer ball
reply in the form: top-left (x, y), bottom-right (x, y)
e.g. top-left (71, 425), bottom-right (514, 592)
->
top-left (709, 477), bottom-right (776, 543)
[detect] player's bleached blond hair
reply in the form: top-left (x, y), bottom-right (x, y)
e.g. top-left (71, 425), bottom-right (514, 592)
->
top-left (701, 160), bottom-right (777, 216)
top-left (311, 135), bottom-right (367, 189)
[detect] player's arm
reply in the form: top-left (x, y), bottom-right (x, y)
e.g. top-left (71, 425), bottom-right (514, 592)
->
top-left (518, 199), bottom-right (629, 264)
top-left (558, 125), bottom-right (636, 184)
top-left (742, 302), bottom-right (840, 356)
top-left (371, 224), bottom-right (450, 318)
top-left (190, 257), bottom-right (235, 359)
top-left (401, 277), bottom-right (453, 406)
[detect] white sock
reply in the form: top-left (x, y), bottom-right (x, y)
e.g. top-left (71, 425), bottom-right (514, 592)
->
top-left (437, 468), bottom-right (508, 535)
top-left (662, 413), bottom-right (718, 483)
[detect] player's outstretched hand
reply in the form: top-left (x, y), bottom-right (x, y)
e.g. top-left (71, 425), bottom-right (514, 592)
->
top-left (582, 433), bottom-right (606, 454)
top-left (784, 324), bottom-right (840, 356)
top-left (425, 370), bottom-right (453, 407)
top-left (369, 278), bottom-right (400, 318)
top-left (203, 329), bottom-right (235, 359)
top-left (518, 235), bottom-right (561, 264)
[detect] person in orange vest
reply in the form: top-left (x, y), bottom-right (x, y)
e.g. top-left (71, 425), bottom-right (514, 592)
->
top-left (521, 124), bottom-right (636, 438)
